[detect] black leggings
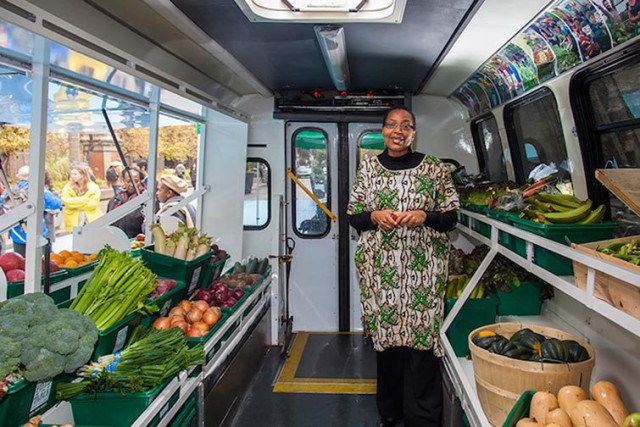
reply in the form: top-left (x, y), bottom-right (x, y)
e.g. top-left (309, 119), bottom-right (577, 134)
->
top-left (377, 347), bottom-right (443, 427)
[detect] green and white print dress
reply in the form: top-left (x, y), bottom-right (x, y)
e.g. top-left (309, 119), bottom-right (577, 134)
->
top-left (347, 154), bottom-right (459, 355)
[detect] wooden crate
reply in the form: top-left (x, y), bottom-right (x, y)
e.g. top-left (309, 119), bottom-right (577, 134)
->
top-left (572, 235), bottom-right (640, 321)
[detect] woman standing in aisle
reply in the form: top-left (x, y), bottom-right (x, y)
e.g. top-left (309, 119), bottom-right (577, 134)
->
top-left (347, 107), bottom-right (459, 427)
top-left (61, 165), bottom-right (103, 231)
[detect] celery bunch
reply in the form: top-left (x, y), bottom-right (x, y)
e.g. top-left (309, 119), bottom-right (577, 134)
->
top-left (70, 247), bottom-right (158, 330)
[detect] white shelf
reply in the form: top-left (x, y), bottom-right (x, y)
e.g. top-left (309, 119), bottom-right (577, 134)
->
top-left (450, 209), bottom-right (640, 426)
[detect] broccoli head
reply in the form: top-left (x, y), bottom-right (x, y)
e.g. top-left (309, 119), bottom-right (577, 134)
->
top-left (22, 349), bottom-right (66, 382)
top-left (0, 313), bottom-right (30, 340)
top-left (0, 335), bottom-right (21, 377)
top-left (64, 335), bottom-right (96, 374)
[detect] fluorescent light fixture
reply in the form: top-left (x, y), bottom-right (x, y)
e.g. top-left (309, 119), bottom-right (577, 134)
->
top-left (314, 25), bottom-right (350, 92)
top-left (233, 0), bottom-right (407, 23)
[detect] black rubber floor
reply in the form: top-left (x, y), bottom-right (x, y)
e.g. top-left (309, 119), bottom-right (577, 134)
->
top-left (228, 334), bottom-right (381, 427)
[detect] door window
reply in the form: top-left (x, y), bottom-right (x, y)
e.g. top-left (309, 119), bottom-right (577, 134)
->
top-left (504, 89), bottom-right (571, 185)
top-left (358, 131), bottom-right (384, 165)
top-left (292, 129), bottom-right (330, 237)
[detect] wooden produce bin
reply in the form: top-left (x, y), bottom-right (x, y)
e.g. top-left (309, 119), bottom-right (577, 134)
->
top-left (468, 322), bottom-right (595, 427)
top-left (572, 235), bottom-right (640, 320)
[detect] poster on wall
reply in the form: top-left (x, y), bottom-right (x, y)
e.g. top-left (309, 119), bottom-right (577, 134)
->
top-left (467, 80), bottom-right (492, 113)
top-left (530, 11), bottom-right (582, 73)
top-left (500, 43), bottom-right (540, 90)
top-left (552, 0), bottom-right (612, 60)
top-left (515, 30), bottom-right (557, 83)
top-left (452, 89), bottom-right (476, 116)
top-left (485, 55), bottom-right (524, 99)
top-left (589, 0), bottom-right (640, 45)
top-left (474, 72), bottom-right (501, 107)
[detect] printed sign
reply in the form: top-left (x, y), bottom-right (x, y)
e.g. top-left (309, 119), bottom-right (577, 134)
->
top-left (189, 266), bottom-right (203, 293)
top-left (113, 325), bottom-right (129, 353)
top-left (30, 381), bottom-right (52, 414)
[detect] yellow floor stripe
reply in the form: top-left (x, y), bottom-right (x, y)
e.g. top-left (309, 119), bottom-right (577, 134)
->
top-left (273, 332), bottom-right (376, 394)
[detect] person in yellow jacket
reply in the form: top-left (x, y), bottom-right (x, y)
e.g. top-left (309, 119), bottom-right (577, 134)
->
top-left (61, 165), bottom-right (103, 231)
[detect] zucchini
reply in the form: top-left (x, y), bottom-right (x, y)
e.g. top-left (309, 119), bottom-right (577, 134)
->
top-left (246, 258), bottom-right (259, 274)
top-left (232, 262), bottom-right (244, 273)
top-left (257, 257), bottom-right (269, 275)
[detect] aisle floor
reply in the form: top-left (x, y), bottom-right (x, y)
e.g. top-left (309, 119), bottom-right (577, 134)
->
top-left (228, 332), bottom-right (386, 427)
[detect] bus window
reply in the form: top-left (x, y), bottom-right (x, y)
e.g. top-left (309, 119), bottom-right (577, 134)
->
top-left (243, 158), bottom-right (271, 230)
top-left (504, 88), bottom-right (571, 186)
top-left (292, 129), bottom-right (330, 237)
top-left (357, 131), bottom-right (384, 165)
top-left (470, 114), bottom-right (508, 182)
top-left (571, 52), bottom-right (640, 236)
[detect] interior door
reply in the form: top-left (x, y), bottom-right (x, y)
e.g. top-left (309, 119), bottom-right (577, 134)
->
top-left (286, 123), bottom-right (339, 332)
top-left (348, 123), bottom-right (385, 331)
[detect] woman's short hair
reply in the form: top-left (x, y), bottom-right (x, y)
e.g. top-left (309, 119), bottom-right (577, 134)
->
top-left (382, 106), bottom-right (416, 128)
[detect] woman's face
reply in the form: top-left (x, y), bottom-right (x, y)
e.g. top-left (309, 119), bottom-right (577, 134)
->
top-left (382, 109), bottom-right (416, 156)
top-left (70, 169), bottom-right (82, 183)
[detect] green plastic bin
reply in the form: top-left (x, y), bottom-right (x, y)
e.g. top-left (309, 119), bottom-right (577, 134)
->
top-left (70, 377), bottom-right (180, 427)
top-left (141, 280), bottom-right (188, 327)
top-left (197, 255), bottom-right (230, 289)
top-left (471, 217), bottom-right (491, 238)
top-left (92, 312), bottom-right (141, 360)
top-left (169, 395), bottom-right (197, 427)
top-left (219, 291), bottom-right (250, 316)
top-left (497, 281), bottom-right (543, 316)
top-left (140, 246), bottom-right (212, 294)
top-left (502, 390), bottom-right (535, 427)
top-left (6, 270), bottom-right (69, 302)
top-left (510, 216), bottom-right (617, 275)
top-left (444, 296), bottom-right (498, 357)
top-left (0, 377), bottom-right (62, 427)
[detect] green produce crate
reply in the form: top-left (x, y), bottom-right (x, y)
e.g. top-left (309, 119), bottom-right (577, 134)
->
top-left (510, 216), bottom-right (617, 275)
top-left (6, 270), bottom-right (69, 302)
top-left (463, 204), bottom-right (488, 214)
top-left (222, 316), bottom-right (241, 341)
top-left (141, 280), bottom-right (187, 327)
top-left (140, 246), bottom-right (212, 294)
top-left (444, 296), bottom-right (498, 357)
top-left (471, 217), bottom-right (491, 238)
top-left (197, 255), bottom-right (230, 289)
top-left (458, 212), bottom-right (471, 227)
top-left (497, 281), bottom-right (543, 316)
top-left (502, 390), bottom-right (535, 427)
top-left (485, 210), bottom-right (527, 257)
top-left (219, 291), bottom-right (250, 316)
top-left (0, 377), bottom-right (62, 427)
top-left (92, 312), bottom-right (141, 360)
top-left (70, 377), bottom-right (180, 427)
top-left (169, 395), bottom-right (197, 427)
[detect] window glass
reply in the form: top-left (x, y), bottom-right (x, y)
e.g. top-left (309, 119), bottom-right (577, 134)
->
top-left (160, 90), bottom-right (204, 116)
top-left (0, 19), bottom-right (34, 57)
top-left (50, 42), bottom-right (153, 98)
top-left (358, 131), bottom-right (384, 164)
top-left (588, 62), bottom-right (640, 126)
top-left (506, 91), bottom-right (571, 185)
top-left (244, 159), bottom-right (270, 229)
top-left (472, 116), bottom-right (507, 182)
top-left (293, 129), bottom-right (329, 236)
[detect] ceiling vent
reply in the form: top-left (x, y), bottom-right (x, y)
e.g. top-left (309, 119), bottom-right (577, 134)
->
top-left (233, 0), bottom-right (407, 23)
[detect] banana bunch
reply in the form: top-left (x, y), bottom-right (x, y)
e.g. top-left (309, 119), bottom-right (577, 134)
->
top-left (445, 275), bottom-right (487, 299)
top-left (522, 192), bottom-right (605, 225)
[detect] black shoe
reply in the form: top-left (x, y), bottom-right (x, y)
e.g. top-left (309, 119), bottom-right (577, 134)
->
top-left (377, 417), bottom-right (399, 427)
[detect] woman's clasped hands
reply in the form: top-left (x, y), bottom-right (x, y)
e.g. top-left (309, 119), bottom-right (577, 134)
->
top-left (371, 209), bottom-right (426, 231)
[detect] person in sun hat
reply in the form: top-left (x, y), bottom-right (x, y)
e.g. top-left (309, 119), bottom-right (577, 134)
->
top-left (156, 175), bottom-right (196, 228)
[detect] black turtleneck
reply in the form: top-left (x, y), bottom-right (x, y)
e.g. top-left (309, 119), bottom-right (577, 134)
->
top-left (348, 149), bottom-right (457, 233)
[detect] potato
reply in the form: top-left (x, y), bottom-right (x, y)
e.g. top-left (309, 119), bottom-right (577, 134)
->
top-left (516, 418), bottom-right (541, 427)
top-left (545, 408), bottom-right (572, 427)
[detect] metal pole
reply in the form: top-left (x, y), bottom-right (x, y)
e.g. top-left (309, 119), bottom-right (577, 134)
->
top-left (101, 109), bottom-right (139, 196)
top-left (144, 87), bottom-right (160, 246)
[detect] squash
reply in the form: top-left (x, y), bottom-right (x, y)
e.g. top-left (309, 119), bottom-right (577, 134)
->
top-left (545, 408), bottom-right (572, 427)
top-left (516, 418), bottom-right (542, 427)
top-left (541, 338), bottom-right (569, 362)
top-left (557, 385), bottom-right (587, 415)
top-left (570, 400), bottom-right (618, 427)
top-left (531, 391), bottom-right (559, 425)
top-left (564, 339), bottom-right (590, 362)
top-left (545, 424), bottom-right (564, 427)
top-left (591, 380), bottom-right (629, 426)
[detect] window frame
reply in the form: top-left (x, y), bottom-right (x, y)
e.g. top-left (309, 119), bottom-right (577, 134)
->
top-left (570, 43), bottom-right (640, 210)
top-left (243, 157), bottom-right (271, 231)
top-left (470, 112), bottom-right (499, 179)
top-left (356, 129), bottom-right (384, 169)
top-left (503, 87), bottom-right (565, 184)
top-left (290, 126), bottom-right (331, 239)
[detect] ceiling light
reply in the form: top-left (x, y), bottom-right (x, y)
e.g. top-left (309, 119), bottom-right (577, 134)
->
top-left (314, 25), bottom-right (350, 92)
top-left (234, 0), bottom-right (406, 23)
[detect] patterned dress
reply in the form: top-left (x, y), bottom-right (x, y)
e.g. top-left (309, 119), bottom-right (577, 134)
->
top-left (347, 154), bottom-right (459, 355)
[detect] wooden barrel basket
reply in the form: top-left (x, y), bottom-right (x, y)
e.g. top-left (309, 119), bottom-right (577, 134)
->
top-left (468, 322), bottom-right (595, 427)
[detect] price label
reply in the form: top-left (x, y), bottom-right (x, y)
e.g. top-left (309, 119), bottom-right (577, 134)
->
top-left (113, 326), bottom-right (129, 353)
top-left (30, 381), bottom-right (52, 414)
top-left (160, 300), bottom-right (172, 316)
top-left (189, 267), bottom-right (202, 292)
